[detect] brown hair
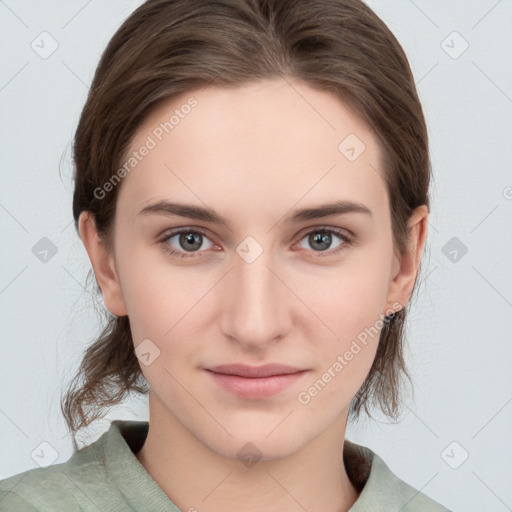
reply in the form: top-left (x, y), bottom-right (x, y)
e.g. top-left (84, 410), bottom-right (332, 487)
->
top-left (63, 0), bottom-right (430, 447)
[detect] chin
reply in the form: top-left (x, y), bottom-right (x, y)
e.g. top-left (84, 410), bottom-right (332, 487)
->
top-left (197, 417), bottom-right (314, 463)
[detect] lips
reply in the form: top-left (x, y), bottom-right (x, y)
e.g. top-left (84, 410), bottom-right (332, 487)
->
top-left (206, 363), bottom-right (305, 378)
top-left (204, 364), bottom-right (308, 399)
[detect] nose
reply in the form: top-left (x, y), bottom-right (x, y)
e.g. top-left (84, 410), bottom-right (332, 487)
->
top-left (219, 245), bottom-right (292, 350)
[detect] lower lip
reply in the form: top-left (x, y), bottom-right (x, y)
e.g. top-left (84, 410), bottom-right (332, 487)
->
top-left (205, 370), bottom-right (307, 399)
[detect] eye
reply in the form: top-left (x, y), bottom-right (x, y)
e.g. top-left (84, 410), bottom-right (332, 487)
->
top-left (160, 228), bottom-right (215, 259)
top-left (296, 227), bottom-right (352, 256)
top-left (158, 226), bottom-right (353, 260)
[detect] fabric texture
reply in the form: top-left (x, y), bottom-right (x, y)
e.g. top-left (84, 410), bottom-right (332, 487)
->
top-left (0, 420), bottom-right (450, 511)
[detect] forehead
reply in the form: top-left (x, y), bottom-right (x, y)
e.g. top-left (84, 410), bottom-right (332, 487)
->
top-left (117, 78), bottom-right (387, 221)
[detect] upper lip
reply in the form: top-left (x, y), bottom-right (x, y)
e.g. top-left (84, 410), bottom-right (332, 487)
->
top-left (206, 364), bottom-right (306, 378)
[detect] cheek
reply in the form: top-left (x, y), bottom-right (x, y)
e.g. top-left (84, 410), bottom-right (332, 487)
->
top-left (298, 254), bottom-right (393, 389)
top-left (115, 250), bottom-right (224, 386)
top-left (118, 263), bottom-right (203, 390)
top-left (120, 267), bottom-right (197, 343)
top-left (112, 243), bottom-right (168, 340)
top-left (305, 254), bottom-right (392, 336)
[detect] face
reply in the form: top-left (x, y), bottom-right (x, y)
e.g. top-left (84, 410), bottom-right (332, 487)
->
top-left (93, 78), bottom-right (409, 461)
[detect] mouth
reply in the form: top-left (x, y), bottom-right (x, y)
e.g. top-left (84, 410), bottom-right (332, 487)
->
top-left (206, 363), bottom-right (306, 378)
top-left (204, 364), bottom-right (309, 399)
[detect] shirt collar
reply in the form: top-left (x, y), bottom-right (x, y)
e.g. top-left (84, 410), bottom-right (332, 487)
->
top-left (99, 420), bottom-right (420, 511)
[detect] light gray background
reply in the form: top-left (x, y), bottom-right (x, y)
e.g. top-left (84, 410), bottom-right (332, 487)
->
top-left (1, 1), bottom-right (511, 511)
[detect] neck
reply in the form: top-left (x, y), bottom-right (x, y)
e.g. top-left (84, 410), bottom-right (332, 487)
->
top-left (136, 395), bottom-right (360, 512)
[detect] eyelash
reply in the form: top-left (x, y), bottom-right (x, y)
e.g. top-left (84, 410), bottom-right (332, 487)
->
top-left (158, 227), bottom-right (354, 260)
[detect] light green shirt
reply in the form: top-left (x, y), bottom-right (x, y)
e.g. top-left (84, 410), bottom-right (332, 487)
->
top-left (0, 420), bottom-right (450, 511)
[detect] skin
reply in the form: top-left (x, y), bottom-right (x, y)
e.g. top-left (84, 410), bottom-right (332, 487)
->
top-left (79, 77), bottom-right (428, 512)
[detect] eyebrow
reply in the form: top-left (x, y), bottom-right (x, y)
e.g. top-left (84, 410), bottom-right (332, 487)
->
top-left (138, 199), bottom-right (372, 229)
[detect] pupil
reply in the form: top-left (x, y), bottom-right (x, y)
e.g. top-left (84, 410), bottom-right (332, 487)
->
top-left (311, 232), bottom-right (331, 251)
top-left (181, 232), bottom-right (201, 251)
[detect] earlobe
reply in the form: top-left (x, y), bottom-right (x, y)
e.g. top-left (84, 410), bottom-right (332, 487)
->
top-left (385, 205), bottom-right (429, 312)
top-left (78, 212), bottom-right (128, 317)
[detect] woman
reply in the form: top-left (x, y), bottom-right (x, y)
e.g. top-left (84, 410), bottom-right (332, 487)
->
top-left (0, 0), bottom-right (451, 510)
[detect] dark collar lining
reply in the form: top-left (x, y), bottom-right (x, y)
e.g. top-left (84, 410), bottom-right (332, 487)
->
top-left (116, 420), bottom-right (149, 456)
top-left (343, 440), bottom-right (374, 492)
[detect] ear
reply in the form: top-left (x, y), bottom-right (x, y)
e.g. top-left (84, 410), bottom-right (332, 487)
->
top-left (385, 204), bottom-right (429, 312)
top-left (78, 211), bottom-right (127, 317)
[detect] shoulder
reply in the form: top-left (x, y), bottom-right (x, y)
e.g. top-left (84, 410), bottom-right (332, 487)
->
top-left (1, 420), bottom-right (175, 512)
top-left (0, 425), bottom-right (115, 512)
top-left (345, 441), bottom-right (452, 512)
